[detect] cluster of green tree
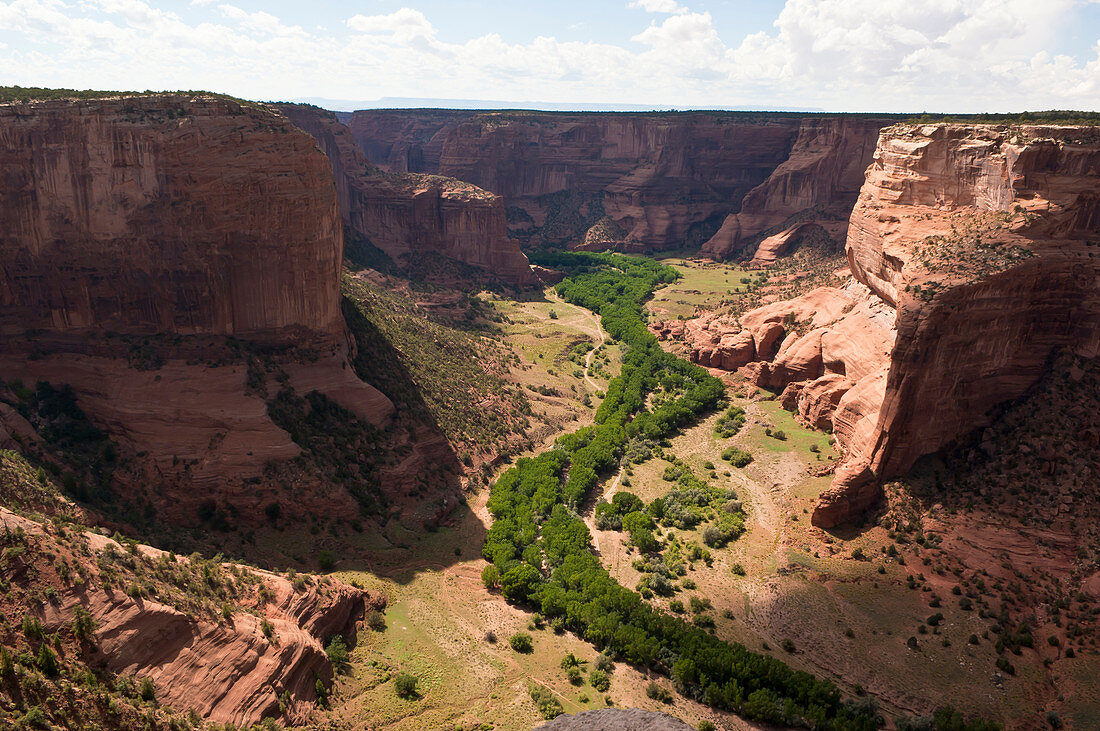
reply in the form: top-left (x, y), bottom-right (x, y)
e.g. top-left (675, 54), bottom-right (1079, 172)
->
top-left (485, 252), bottom-right (878, 728)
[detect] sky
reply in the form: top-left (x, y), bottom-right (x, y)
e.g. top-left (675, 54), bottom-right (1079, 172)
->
top-left (1, 0), bottom-right (1098, 112)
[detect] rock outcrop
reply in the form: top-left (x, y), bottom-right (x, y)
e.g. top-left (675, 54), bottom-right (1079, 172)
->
top-left (2, 505), bottom-right (377, 726)
top-left (662, 124), bottom-right (1100, 526)
top-left (0, 94), bottom-right (393, 502)
top-left (278, 104), bottom-right (535, 286)
top-left (347, 110), bottom-right (896, 254)
top-left (701, 117), bottom-right (887, 260)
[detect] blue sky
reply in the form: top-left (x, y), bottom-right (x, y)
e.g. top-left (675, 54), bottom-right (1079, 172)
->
top-left (1, 0), bottom-right (1098, 112)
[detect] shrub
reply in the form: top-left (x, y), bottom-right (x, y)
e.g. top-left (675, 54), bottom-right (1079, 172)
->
top-left (509, 632), bottom-right (533, 653)
top-left (589, 668), bottom-right (610, 692)
top-left (394, 673), bottom-right (419, 698)
top-left (72, 606), bottom-right (96, 640)
top-left (481, 564), bottom-right (501, 590)
top-left (565, 665), bottom-right (583, 685)
top-left (139, 677), bottom-right (156, 702)
top-left (318, 550), bottom-right (336, 572)
top-left (37, 644), bottom-right (58, 676)
top-left (22, 615), bottom-right (42, 640)
top-left (731, 562), bottom-right (746, 576)
top-left (645, 682), bottom-right (673, 703)
top-left (0, 647), bottom-right (14, 678)
top-left (720, 447), bottom-right (753, 468)
top-left (781, 638), bottom-right (796, 653)
top-left (326, 636), bottom-right (349, 671)
top-left (366, 611), bottom-right (387, 632)
top-left (260, 619), bottom-right (275, 641)
top-left (699, 722), bottom-right (716, 731)
top-left (529, 683), bottom-right (563, 719)
top-left (771, 430), bottom-right (787, 441)
top-left (484, 630), bottom-right (497, 644)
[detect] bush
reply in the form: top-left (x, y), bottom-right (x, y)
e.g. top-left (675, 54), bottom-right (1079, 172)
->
top-left (394, 672), bottom-right (419, 698)
top-left (318, 550), bottom-right (336, 572)
top-left (731, 562), bottom-right (746, 576)
top-left (771, 430), bottom-right (787, 441)
top-left (72, 606), bottom-right (96, 640)
top-left (509, 632), bottom-right (533, 653)
top-left (645, 682), bottom-right (673, 703)
top-left (529, 683), bottom-right (563, 719)
top-left (589, 668), bottom-right (610, 692)
top-left (565, 665), bottom-right (583, 685)
top-left (139, 677), bottom-right (156, 702)
top-left (720, 447), bottom-right (753, 468)
top-left (37, 644), bottom-right (58, 676)
top-left (699, 722), bottom-right (716, 731)
top-left (22, 615), bottom-right (43, 641)
top-left (326, 636), bottom-right (349, 671)
top-left (481, 564), bottom-right (501, 590)
top-left (366, 611), bottom-right (387, 632)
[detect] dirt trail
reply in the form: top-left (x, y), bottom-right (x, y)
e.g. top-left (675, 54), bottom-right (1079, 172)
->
top-left (547, 290), bottom-right (606, 392)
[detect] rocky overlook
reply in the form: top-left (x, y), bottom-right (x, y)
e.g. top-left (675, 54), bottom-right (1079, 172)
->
top-left (660, 123), bottom-right (1100, 526)
top-left (347, 110), bottom-right (897, 252)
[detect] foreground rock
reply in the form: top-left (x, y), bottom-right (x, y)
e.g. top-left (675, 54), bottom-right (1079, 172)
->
top-left (278, 104), bottom-right (535, 287)
top-left (1, 505), bottom-right (377, 726)
top-left (536, 708), bottom-right (695, 730)
top-left (663, 123), bottom-right (1100, 525)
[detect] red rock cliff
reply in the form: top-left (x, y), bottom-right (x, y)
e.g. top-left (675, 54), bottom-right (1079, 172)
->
top-left (278, 104), bottom-right (535, 286)
top-left (0, 95), bottom-right (344, 344)
top-left (348, 110), bottom-right (806, 249)
top-left (701, 117), bottom-right (887, 260)
top-left (662, 124), bottom-right (1100, 526)
top-left (347, 111), bottom-right (900, 254)
top-left (0, 94), bottom-right (393, 495)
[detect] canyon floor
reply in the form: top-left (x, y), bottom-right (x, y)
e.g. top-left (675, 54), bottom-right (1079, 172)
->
top-left (292, 257), bottom-right (1100, 730)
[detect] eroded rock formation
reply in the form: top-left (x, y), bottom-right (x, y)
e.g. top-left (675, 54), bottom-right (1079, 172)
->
top-left (662, 124), bottom-right (1100, 526)
top-left (348, 110), bottom-right (895, 254)
top-left (2, 505), bottom-right (377, 726)
top-left (278, 104), bottom-right (535, 286)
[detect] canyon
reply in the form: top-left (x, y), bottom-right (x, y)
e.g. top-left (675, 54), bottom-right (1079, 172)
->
top-left (661, 123), bottom-right (1100, 526)
top-left (347, 110), bottom-right (898, 254)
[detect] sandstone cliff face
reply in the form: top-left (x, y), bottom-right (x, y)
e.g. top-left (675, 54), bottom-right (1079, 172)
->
top-left (348, 110), bottom-right (806, 249)
top-left (0, 95), bottom-right (393, 505)
top-left (0, 96), bottom-right (343, 343)
top-left (663, 124), bottom-right (1100, 526)
top-left (701, 117), bottom-right (887, 260)
top-left (348, 111), bottom-right (898, 255)
top-left (279, 104), bottom-right (534, 286)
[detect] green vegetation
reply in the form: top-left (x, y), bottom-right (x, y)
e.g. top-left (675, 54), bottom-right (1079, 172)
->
top-left (528, 682), bottom-right (564, 719)
top-left (484, 252), bottom-right (875, 729)
top-left (509, 632), bottom-right (534, 653)
top-left (394, 672), bottom-right (419, 698)
top-left (714, 406), bottom-right (746, 438)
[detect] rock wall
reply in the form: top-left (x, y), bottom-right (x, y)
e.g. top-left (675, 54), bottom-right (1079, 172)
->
top-left (278, 104), bottom-right (535, 286)
top-left (661, 124), bottom-right (1100, 526)
top-left (348, 110), bottom-right (806, 249)
top-left (0, 94), bottom-right (393, 494)
top-left (347, 110), bottom-right (898, 254)
top-left (701, 117), bottom-right (886, 260)
top-left (0, 95), bottom-right (344, 343)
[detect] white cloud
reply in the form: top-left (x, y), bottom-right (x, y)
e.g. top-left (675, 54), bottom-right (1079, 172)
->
top-left (0, 0), bottom-right (1096, 112)
top-left (629, 0), bottom-right (687, 14)
top-left (346, 8), bottom-right (435, 41)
